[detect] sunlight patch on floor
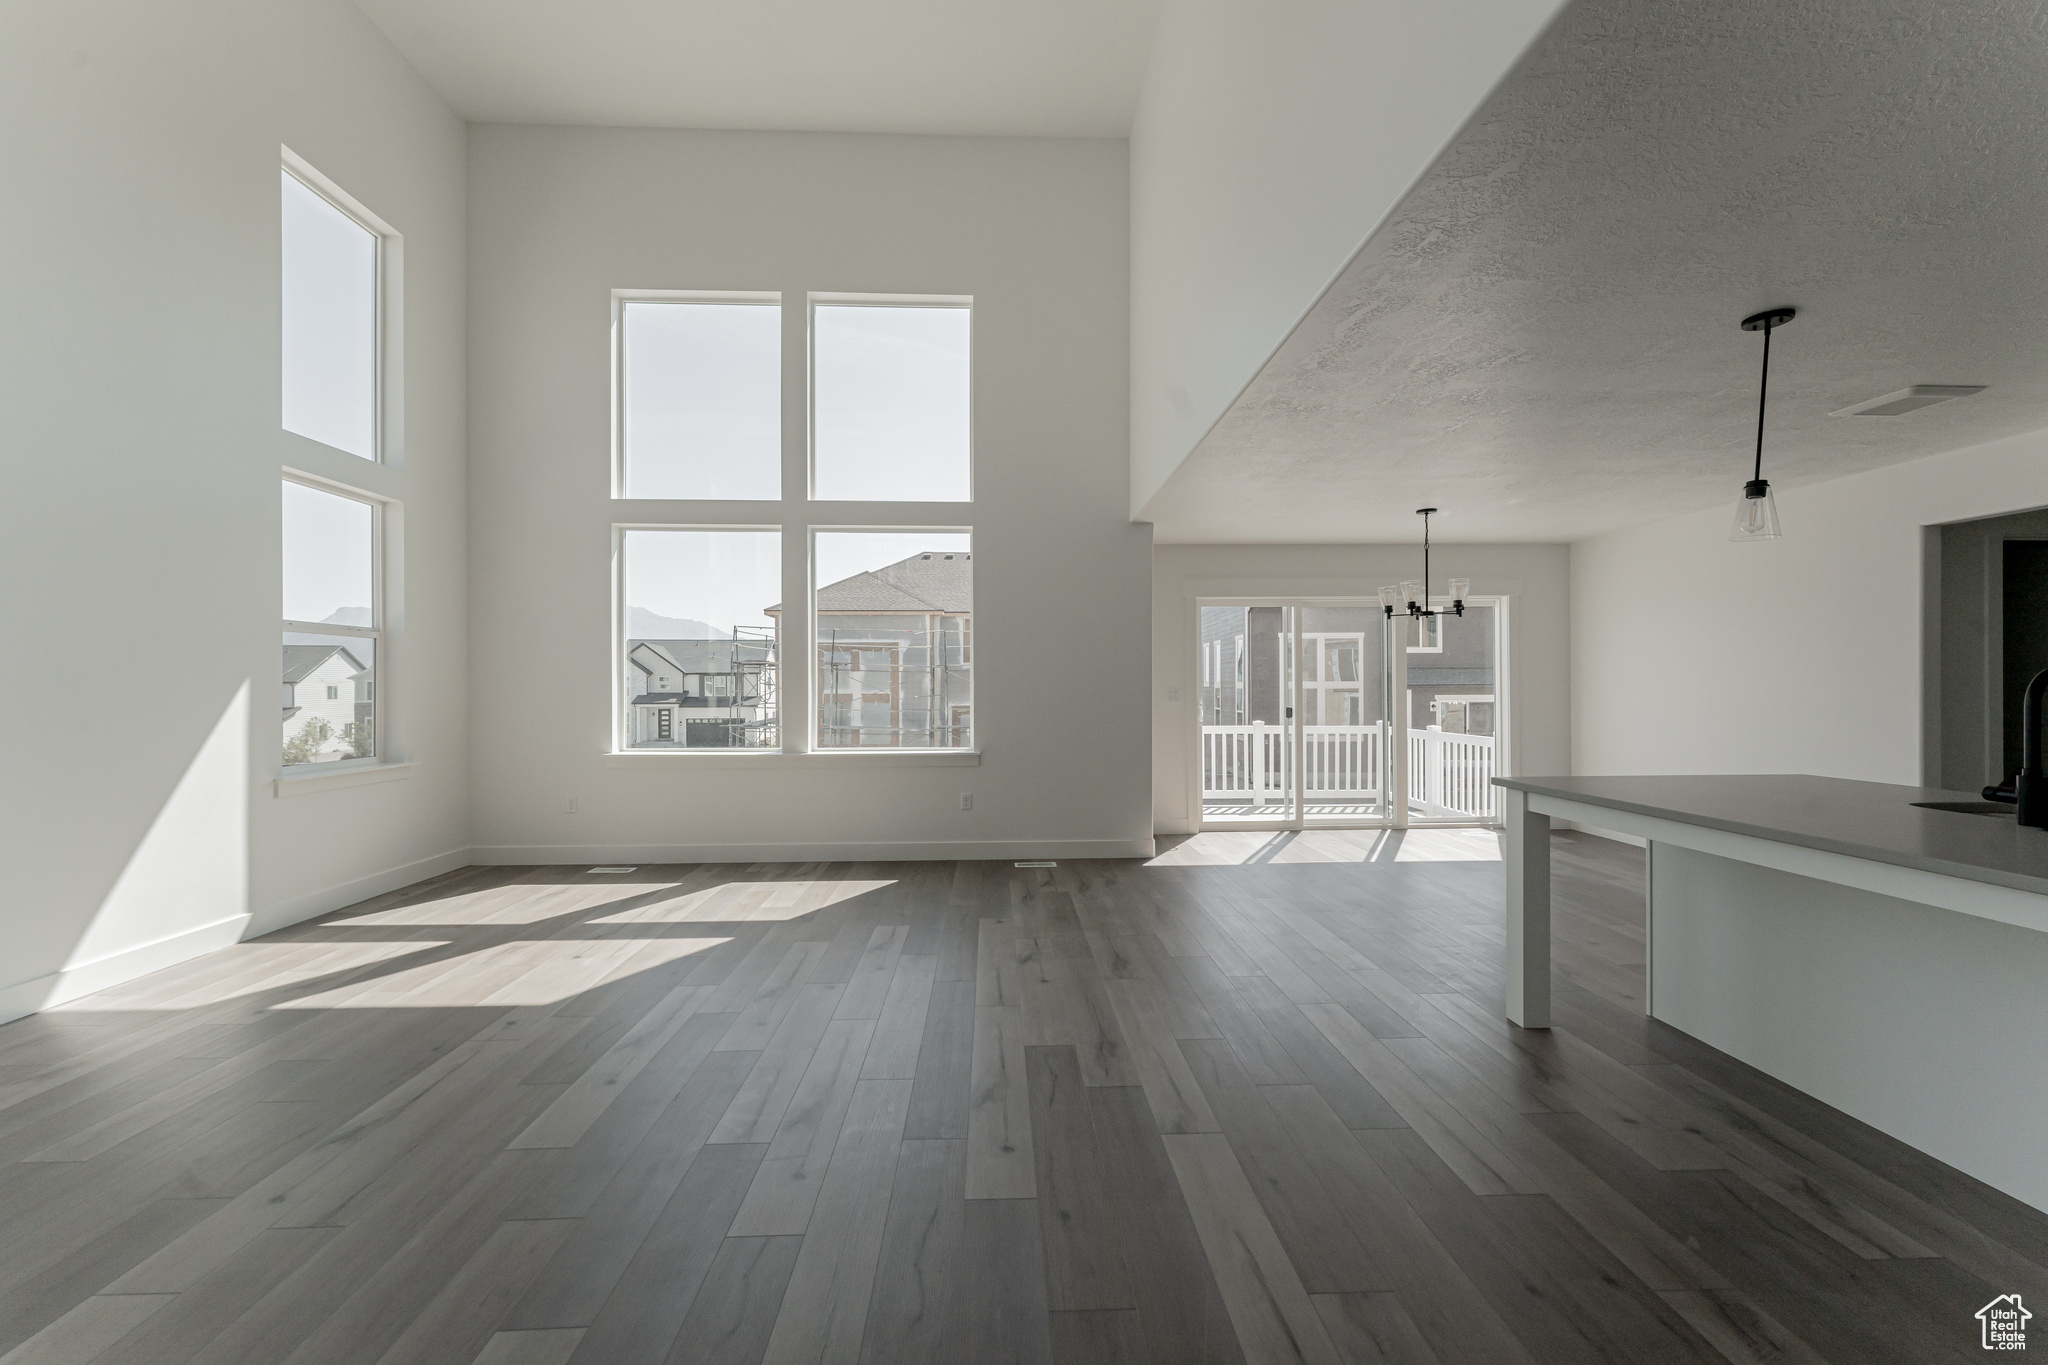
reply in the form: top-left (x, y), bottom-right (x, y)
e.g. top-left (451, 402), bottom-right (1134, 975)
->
top-left (53, 940), bottom-right (451, 1011)
top-left (330, 879), bottom-right (686, 926)
top-left (1148, 827), bottom-right (1501, 866)
top-left (588, 880), bottom-right (896, 924)
top-left (272, 936), bottom-right (730, 1009)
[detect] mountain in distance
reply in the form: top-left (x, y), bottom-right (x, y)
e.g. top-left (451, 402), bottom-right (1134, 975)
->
top-left (322, 607), bottom-right (371, 628)
top-left (627, 606), bottom-right (725, 640)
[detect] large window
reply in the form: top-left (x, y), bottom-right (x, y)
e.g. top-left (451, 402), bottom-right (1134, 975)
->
top-left (620, 529), bottom-right (781, 749)
top-left (813, 302), bottom-right (970, 502)
top-left (811, 532), bottom-right (971, 749)
top-left (282, 480), bottom-right (379, 766)
top-left (281, 169), bottom-right (379, 460)
top-left (618, 297), bottom-right (781, 499)
top-left (613, 292), bottom-right (974, 756)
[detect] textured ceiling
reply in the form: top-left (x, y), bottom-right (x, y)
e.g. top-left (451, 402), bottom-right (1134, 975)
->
top-left (352, 0), bottom-right (1161, 137)
top-left (1142, 0), bottom-right (2048, 544)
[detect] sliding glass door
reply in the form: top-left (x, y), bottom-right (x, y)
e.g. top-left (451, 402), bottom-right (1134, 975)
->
top-left (1196, 604), bottom-right (1298, 825)
top-left (1298, 603), bottom-right (1390, 824)
top-left (1194, 596), bottom-right (1504, 830)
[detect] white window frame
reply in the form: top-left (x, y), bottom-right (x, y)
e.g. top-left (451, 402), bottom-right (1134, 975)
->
top-left (606, 291), bottom-right (979, 767)
top-left (808, 526), bottom-right (974, 754)
top-left (610, 289), bottom-right (781, 500)
top-left (280, 473), bottom-right (388, 775)
top-left (808, 293), bottom-right (974, 504)
top-left (280, 147), bottom-right (400, 466)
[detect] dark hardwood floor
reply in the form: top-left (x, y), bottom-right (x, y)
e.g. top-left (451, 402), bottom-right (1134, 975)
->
top-left (1, 827), bottom-right (2042, 1363)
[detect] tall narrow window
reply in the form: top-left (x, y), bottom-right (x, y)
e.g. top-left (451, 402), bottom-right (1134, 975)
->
top-left (281, 169), bottom-right (378, 459)
top-left (622, 529), bottom-right (781, 749)
top-left (283, 481), bottom-right (379, 766)
top-left (620, 299), bottom-right (781, 500)
top-left (812, 531), bottom-right (971, 749)
top-left (813, 303), bottom-right (970, 501)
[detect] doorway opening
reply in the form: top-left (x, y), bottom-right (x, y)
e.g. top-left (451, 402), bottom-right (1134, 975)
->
top-left (1193, 597), bottom-right (1505, 830)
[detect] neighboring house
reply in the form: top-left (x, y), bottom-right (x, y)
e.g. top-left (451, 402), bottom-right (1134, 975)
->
top-left (625, 636), bottom-right (776, 747)
top-left (766, 551), bottom-right (972, 748)
top-left (282, 643), bottom-right (368, 763)
top-left (1196, 602), bottom-right (1496, 735)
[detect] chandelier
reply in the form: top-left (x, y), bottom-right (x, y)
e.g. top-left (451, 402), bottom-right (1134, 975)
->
top-left (1379, 508), bottom-right (1466, 622)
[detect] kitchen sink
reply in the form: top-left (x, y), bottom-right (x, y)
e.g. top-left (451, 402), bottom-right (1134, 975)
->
top-left (1911, 800), bottom-right (2017, 817)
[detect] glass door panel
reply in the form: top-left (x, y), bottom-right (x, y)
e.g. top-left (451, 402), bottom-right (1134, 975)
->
top-left (1406, 600), bottom-right (1500, 823)
top-left (1298, 604), bottom-right (1390, 824)
top-left (1197, 604), bottom-right (1297, 825)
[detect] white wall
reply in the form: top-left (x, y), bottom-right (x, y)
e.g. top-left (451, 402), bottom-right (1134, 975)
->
top-left (1152, 543), bottom-right (1569, 833)
top-left (1573, 430), bottom-right (2048, 785)
top-left (1127, 0), bottom-right (1566, 518)
top-left (0, 1), bottom-right (471, 1022)
top-left (467, 127), bottom-right (1152, 862)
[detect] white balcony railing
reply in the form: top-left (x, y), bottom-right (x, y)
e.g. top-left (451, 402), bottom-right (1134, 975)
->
top-left (1200, 722), bottom-right (1496, 820)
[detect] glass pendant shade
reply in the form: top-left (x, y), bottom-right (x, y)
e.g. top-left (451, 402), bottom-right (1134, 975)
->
top-left (1448, 577), bottom-right (1470, 602)
top-left (1401, 579), bottom-right (1423, 608)
top-left (1729, 479), bottom-right (1782, 541)
top-left (1377, 585), bottom-right (1400, 609)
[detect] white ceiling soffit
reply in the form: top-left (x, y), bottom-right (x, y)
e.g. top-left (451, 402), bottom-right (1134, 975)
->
top-left (1140, 0), bottom-right (2048, 545)
top-left (351, 0), bottom-right (1162, 137)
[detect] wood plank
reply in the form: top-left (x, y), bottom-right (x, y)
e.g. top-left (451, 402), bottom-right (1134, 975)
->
top-left (1179, 1039), bottom-right (1383, 1295)
top-left (940, 1195), bottom-right (1053, 1365)
top-left (856, 1139), bottom-right (964, 1365)
top-left (471, 1330), bottom-right (584, 1365)
top-left (0, 1294), bottom-right (170, 1365)
top-left (563, 1142), bottom-right (766, 1364)
top-left (1026, 1047), bottom-right (1132, 1312)
top-left (376, 1218), bottom-right (577, 1365)
top-left (965, 1006), bottom-right (1036, 1200)
top-left (1161, 1132), bottom-right (1343, 1365)
top-left (861, 955), bottom-right (936, 1082)
top-left (1102, 979), bottom-right (1217, 1136)
top-left (708, 983), bottom-right (842, 1145)
top-left (662, 1236), bottom-right (802, 1365)
top-left (504, 1050), bottom-right (758, 1327)
top-left (759, 1078), bottom-right (913, 1365)
top-left (903, 979), bottom-right (973, 1141)
top-left (1308, 1294), bottom-right (1439, 1365)
top-left (728, 1018), bottom-right (876, 1235)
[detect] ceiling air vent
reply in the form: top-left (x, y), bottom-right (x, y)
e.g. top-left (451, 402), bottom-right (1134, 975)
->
top-left (1831, 385), bottom-right (1986, 418)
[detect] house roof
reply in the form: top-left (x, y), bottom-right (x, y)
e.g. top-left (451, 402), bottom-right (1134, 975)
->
top-left (629, 639), bottom-right (775, 674)
top-left (284, 643), bottom-right (366, 684)
top-left (766, 552), bottom-right (971, 615)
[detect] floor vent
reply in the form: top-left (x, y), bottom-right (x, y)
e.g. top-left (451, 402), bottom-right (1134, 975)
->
top-left (1014, 861), bottom-right (1057, 867)
top-left (588, 866), bottom-right (638, 874)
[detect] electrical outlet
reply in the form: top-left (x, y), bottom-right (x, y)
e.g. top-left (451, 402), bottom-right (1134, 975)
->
top-left (959, 792), bottom-right (973, 811)
top-left (566, 795), bottom-right (579, 814)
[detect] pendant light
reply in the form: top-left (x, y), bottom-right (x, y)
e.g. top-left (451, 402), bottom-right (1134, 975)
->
top-left (1378, 508), bottom-right (1466, 621)
top-left (1731, 307), bottom-right (1794, 541)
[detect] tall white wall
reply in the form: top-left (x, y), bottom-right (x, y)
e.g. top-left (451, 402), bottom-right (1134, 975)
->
top-left (467, 127), bottom-right (1152, 861)
top-left (1572, 430), bottom-right (2048, 783)
top-left (0, 1), bottom-right (470, 1022)
top-left (1127, 0), bottom-right (1566, 518)
top-left (1152, 543), bottom-right (1569, 833)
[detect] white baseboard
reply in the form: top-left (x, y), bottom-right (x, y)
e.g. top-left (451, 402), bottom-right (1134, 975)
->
top-left (470, 837), bottom-right (1156, 865)
top-left (0, 915), bottom-right (251, 1025)
top-left (245, 847), bottom-right (474, 937)
top-left (0, 846), bottom-right (472, 1028)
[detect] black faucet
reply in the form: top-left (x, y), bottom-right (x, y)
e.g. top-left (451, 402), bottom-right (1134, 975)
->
top-left (1982, 667), bottom-right (2048, 827)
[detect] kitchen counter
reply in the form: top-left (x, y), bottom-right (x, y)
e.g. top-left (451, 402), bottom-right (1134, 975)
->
top-left (1494, 772), bottom-right (2048, 896)
top-left (1493, 772), bottom-right (2048, 1213)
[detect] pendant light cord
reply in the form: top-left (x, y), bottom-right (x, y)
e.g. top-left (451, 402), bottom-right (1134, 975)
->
top-left (1754, 319), bottom-right (1773, 485)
